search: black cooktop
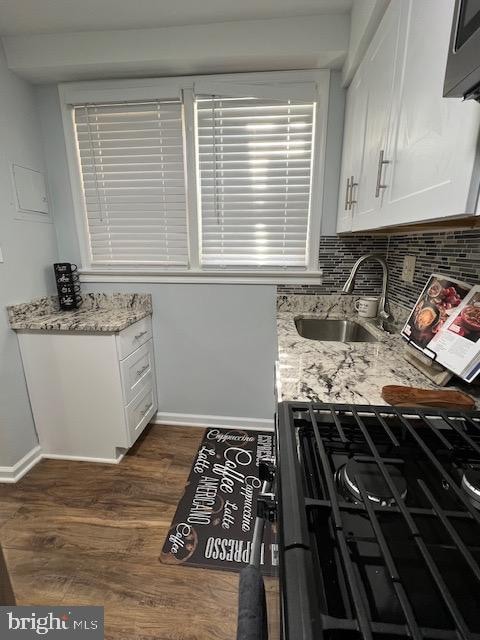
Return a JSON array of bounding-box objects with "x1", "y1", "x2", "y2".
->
[{"x1": 276, "y1": 402, "x2": 480, "y2": 640}]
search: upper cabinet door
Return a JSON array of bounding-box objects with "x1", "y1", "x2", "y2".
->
[
  {"x1": 353, "y1": 1, "x2": 405, "y2": 231},
  {"x1": 336, "y1": 71, "x2": 368, "y2": 233},
  {"x1": 384, "y1": 0, "x2": 480, "y2": 225}
]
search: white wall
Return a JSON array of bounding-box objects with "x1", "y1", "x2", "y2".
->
[
  {"x1": 0, "y1": 42, "x2": 59, "y2": 468},
  {"x1": 342, "y1": 0, "x2": 389, "y2": 85},
  {"x1": 4, "y1": 15, "x2": 350, "y2": 83},
  {"x1": 321, "y1": 71, "x2": 346, "y2": 235}
]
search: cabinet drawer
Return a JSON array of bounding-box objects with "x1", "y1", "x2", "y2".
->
[
  {"x1": 126, "y1": 382, "x2": 156, "y2": 445},
  {"x1": 120, "y1": 339, "x2": 155, "y2": 405},
  {"x1": 117, "y1": 316, "x2": 152, "y2": 360}
]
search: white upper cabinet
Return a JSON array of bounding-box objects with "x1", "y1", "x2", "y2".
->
[
  {"x1": 353, "y1": 1, "x2": 404, "y2": 231},
  {"x1": 337, "y1": 71, "x2": 368, "y2": 233},
  {"x1": 384, "y1": 0, "x2": 480, "y2": 226},
  {"x1": 337, "y1": 0, "x2": 480, "y2": 234}
]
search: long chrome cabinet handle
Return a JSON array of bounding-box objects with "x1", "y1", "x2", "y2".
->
[
  {"x1": 348, "y1": 175, "x2": 358, "y2": 210},
  {"x1": 375, "y1": 149, "x2": 389, "y2": 198},
  {"x1": 344, "y1": 176, "x2": 351, "y2": 210}
]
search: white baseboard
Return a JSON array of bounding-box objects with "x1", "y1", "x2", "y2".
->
[
  {"x1": 0, "y1": 445, "x2": 42, "y2": 483},
  {"x1": 0, "y1": 412, "x2": 273, "y2": 484},
  {"x1": 152, "y1": 411, "x2": 274, "y2": 431},
  {"x1": 42, "y1": 451, "x2": 125, "y2": 465},
  {"x1": 0, "y1": 446, "x2": 125, "y2": 484}
]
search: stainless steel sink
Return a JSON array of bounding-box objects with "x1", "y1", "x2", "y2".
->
[{"x1": 294, "y1": 317, "x2": 378, "y2": 343}]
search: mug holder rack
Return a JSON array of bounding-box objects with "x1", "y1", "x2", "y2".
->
[{"x1": 53, "y1": 263, "x2": 82, "y2": 311}]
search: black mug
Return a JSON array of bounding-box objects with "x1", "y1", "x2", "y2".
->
[
  {"x1": 59, "y1": 294, "x2": 82, "y2": 310},
  {"x1": 57, "y1": 283, "x2": 81, "y2": 295},
  {"x1": 54, "y1": 262, "x2": 78, "y2": 275},
  {"x1": 56, "y1": 272, "x2": 79, "y2": 285}
]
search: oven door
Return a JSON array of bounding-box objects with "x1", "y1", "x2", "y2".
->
[{"x1": 444, "y1": 0, "x2": 480, "y2": 99}]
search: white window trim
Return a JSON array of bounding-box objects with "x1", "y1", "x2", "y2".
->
[{"x1": 59, "y1": 69, "x2": 329, "y2": 284}]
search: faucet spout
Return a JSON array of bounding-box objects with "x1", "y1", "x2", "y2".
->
[{"x1": 341, "y1": 253, "x2": 392, "y2": 322}]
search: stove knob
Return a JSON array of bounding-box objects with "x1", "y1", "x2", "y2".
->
[{"x1": 259, "y1": 457, "x2": 276, "y2": 482}]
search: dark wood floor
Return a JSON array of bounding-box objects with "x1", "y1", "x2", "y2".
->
[{"x1": 0, "y1": 425, "x2": 279, "y2": 639}]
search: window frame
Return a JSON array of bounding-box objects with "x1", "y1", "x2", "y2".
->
[{"x1": 59, "y1": 70, "x2": 329, "y2": 284}]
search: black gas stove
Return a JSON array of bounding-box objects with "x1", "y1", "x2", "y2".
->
[{"x1": 276, "y1": 402, "x2": 480, "y2": 640}]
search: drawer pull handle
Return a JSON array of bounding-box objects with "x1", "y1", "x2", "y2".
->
[
  {"x1": 136, "y1": 364, "x2": 149, "y2": 377},
  {"x1": 134, "y1": 330, "x2": 148, "y2": 340},
  {"x1": 140, "y1": 402, "x2": 152, "y2": 416}
]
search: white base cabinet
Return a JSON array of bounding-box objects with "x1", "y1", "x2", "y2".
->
[
  {"x1": 17, "y1": 317, "x2": 157, "y2": 462},
  {"x1": 337, "y1": 0, "x2": 480, "y2": 233}
]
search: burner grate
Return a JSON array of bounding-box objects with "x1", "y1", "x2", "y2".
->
[{"x1": 277, "y1": 402, "x2": 480, "y2": 640}]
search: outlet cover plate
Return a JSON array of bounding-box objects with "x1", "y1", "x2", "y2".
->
[{"x1": 402, "y1": 255, "x2": 416, "y2": 282}]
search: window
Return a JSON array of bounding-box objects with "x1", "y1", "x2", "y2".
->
[
  {"x1": 74, "y1": 100, "x2": 188, "y2": 266},
  {"x1": 61, "y1": 72, "x2": 327, "y2": 281},
  {"x1": 197, "y1": 97, "x2": 315, "y2": 268}
]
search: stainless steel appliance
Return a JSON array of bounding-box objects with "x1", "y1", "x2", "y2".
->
[
  {"x1": 277, "y1": 401, "x2": 480, "y2": 640},
  {"x1": 444, "y1": 0, "x2": 480, "y2": 100}
]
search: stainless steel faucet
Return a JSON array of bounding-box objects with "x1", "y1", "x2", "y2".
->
[{"x1": 341, "y1": 253, "x2": 392, "y2": 322}]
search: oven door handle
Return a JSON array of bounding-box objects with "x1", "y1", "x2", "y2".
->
[
  {"x1": 237, "y1": 565, "x2": 268, "y2": 640},
  {"x1": 237, "y1": 478, "x2": 273, "y2": 640}
]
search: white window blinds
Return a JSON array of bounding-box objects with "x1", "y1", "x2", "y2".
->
[
  {"x1": 196, "y1": 96, "x2": 316, "y2": 268},
  {"x1": 74, "y1": 100, "x2": 188, "y2": 266}
]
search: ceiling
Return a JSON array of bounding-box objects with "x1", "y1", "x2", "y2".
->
[{"x1": 0, "y1": 0, "x2": 353, "y2": 36}]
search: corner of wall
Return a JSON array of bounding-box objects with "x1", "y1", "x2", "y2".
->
[
  {"x1": 35, "y1": 84, "x2": 82, "y2": 265},
  {"x1": 0, "y1": 46, "x2": 59, "y2": 468},
  {"x1": 321, "y1": 71, "x2": 346, "y2": 237}
]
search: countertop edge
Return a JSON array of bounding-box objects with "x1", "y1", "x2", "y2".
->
[{"x1": 9, "y1": 310, "x2": 152, "y2": 334}]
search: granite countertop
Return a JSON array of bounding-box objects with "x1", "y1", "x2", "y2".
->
[
  {"x1": 277, "y1": 294, "x2": 480, "y2": 406},
  {"x1": 7, "y1": 293, "x2": 152, "y2": 333}
]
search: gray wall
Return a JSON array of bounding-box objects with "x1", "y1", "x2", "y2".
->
[
  {"x1": 36, "y1": 85, "x2": 81, "y2": 262},
  {"x1": 85, "y1": 282, "x2": 277, "y2": 421},
  {"x1": 0, "y1": 42, "x2": 59, "y2": 467}
]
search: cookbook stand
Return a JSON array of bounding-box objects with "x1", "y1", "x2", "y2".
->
[
  {"x1": 402, "y1": 336, "x2": 453, "y2": 387},
  {"x1": 404, "y1": 336, "x2": 439, "y2": 363}
]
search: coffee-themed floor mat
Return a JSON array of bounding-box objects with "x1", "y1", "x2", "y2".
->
[{"x1": 160, "y1": 428, "x2": 277, "y2": 575}]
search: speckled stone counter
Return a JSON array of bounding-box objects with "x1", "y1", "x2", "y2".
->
[
  {"x1": 7, "y1": 293, "x2": 152, "y2": 333},
  {"x1": 277, "y1": 294, "x2": 480, "y2": 406}
]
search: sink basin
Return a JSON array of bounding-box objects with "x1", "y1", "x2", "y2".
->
[{"x1": 294, "y1": 317, "x2": 378, "y2": 343}]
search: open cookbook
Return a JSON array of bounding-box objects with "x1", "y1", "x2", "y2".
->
[{"x1": 401, "y1": 274, "x2": 480, "y2": 382}]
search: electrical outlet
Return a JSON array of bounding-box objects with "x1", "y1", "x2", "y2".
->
[{"x1": 402, "y1": 255, "x2": 416, "y2": 282}]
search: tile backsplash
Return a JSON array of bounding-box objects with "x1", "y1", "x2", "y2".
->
[
  {"x1": 278, "y1": 235, "x2": 388, "y2": 296},
  {"x1": 386, "y1": 230, "x2": 480, "y2": 308},
  {"x1": 278, "y1": 229, "x2": 480, "y2": 312}
]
